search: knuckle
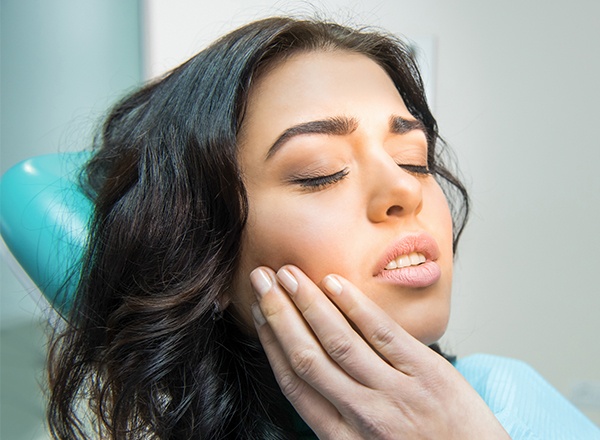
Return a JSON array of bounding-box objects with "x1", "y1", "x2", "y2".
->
[
  {"x1": 276, "y1": 371, "x2": 304, "y2": 400},
  {"x1": 369, "y1": 325, "x2": 396, "y2": 351},
  {"x1": 323, "y1": 334, "x2": 354, "y2": 362},
  {"x1": 289, "y1": 347, "x2": 319, "y2": 379},
  {"x1": 363, "y1": 421, "x2": 392, "y2": 439},
  {"x1": 346, "y1": 404, "x2": 394, "y2": 439}
]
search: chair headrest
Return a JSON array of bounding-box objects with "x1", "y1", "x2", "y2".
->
[{"x1": 1, "y1": 151, "x2": 93, "y2": 314}]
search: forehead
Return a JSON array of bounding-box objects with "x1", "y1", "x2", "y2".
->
[
  {"x1": 247, "y1": 50, "x2": 405, "y2": 118},
  {"x1": 238, "y1": 50, "x2": 412, "y2": 155}
]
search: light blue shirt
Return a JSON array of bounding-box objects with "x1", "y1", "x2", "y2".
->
[
  {"x1": 294, "y1": 353, "x2": 600, "y2": 439},
  {"x1": 455, "y1": 354, "x2": 600, "y2": 439}
]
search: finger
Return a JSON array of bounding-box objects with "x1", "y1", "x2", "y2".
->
[
  {"x1": 320, "y1": 274, "x2": 433, "y2": 374},
  {"x1": 274, "y1": 265, "x2": 397, "y2": 388},
  {"x1": 250, "y1": 267, "x2": 363, "y2": 401},
  {"x1": 252, "y1": 303, "x2": 344, "y2": 439}
]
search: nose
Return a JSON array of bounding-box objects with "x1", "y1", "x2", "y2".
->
[{"x1": 366, "y1": 155, "x2": 424, "y2": 223}]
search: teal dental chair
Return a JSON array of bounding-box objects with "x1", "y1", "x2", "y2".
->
[{"x1": 1, "y1": 152, "x2": 93, "y2": 315}]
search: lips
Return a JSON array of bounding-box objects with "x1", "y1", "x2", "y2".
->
[{"x1": 374, "y1": 233, "x2": 442, "y2": 288}]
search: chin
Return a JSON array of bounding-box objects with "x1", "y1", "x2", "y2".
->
[
  {"x1": 420, "y1": 328, "x2": 447, "y2": 347},
  {"x1": 400, "y1": 309, "x2": 450, "y2": 347}
]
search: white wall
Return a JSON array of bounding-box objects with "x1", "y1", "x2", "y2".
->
[{"x1": 145, "y1": 0, "x2": 600, "y2": 423}]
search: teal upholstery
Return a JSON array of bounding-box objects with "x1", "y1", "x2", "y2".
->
[{"x1": 0, "y1": 152, "x2": 92, "y2": 314}]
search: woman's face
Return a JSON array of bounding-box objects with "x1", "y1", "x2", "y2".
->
[{"x1": 231, "y1": 50, "x2": 454, "y2": 345}]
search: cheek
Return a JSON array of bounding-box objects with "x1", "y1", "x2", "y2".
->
[
  {"x1": 230, "y1": 195, "x2": 356, "y2": 327},
  {"x1": 431, "y1": 184, "x2": 454, "y2": 262},
  {"x1": 242, "y1": 195, "x2": 354, "y2": 279},
  {"x1": 426, "y1": 184, "x2": 454, "y2": 291}
]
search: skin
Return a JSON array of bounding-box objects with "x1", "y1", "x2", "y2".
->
[
  {"x1": 232, "y1": 51, "x2": 453, "y2": 345},
  {"x1": 229, "y1": 50, "x2": 510, "y2": 439}
]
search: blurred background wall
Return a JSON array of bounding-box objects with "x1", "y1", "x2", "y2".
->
[
  {"x1": 0, "y1": 1, "x2": 142, "y2": 438},
  {"x1": 1, "y1": 0, "x2": 598, "y2": 437}
]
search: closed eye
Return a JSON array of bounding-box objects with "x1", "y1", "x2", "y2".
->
[
  {"x1": 398, "y1": 164, "x2": 431, "y2": 175},
  {"x1": 291, "y1": 168, "x2": 349, "y2": 189}
]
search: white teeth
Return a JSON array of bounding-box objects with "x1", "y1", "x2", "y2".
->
[
  {"x1": 384, "y1": 252, "x2": 427, "y2": 270},
  {"x1": 398, "y1": 255, "x2": 411, "y2": 267},
  {"x1": 409, "y1": 253, "x2": 421, "y2": 265}
]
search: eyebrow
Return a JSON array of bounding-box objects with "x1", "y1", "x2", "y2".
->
[
  {"x1": 266, "y1": 116, "x2": 358, "y2": 159},
  {"x1": 265, "y1": 114, "x2": 426, "y2": 160},
  {"x1": 389, "y1": 115, "x2": 427, "y2": 135}
]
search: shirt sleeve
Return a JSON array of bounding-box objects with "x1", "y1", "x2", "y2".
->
[{"x1": 454, "y1": 354, "x2": 600, "y2": 440}]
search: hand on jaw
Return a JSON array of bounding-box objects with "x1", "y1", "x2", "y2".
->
[{"x1": 250, "y1": 265, "x2": 511, "y2": 440}]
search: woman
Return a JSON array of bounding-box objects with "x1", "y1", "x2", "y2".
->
[{"x1": 47, "y1": 16, "x2": 599, "y2": 439}]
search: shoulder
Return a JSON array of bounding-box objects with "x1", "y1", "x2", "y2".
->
[
  {"x1": 454, "y1": 354, "x2": 600, "y2": 439},
  {"x1": 454, "y1": 353, "x2": 539, "y2": 399}
]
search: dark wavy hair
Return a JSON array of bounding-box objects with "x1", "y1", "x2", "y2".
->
[{"x1": 47, "y1": 16, "x2": 469, "y2": 439}]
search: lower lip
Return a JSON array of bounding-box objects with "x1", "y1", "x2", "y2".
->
[{"x1": 376, "y1": 261, "x2": 442, "y2": 288}]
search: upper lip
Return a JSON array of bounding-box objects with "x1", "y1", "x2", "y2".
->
[{"x1": 373, "y1": 232, "x2": 441, "y2": 276}]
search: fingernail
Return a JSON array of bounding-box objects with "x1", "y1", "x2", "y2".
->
[
  {"x1": 251, "y1": 302, "x2": 266, "y2": 326},
  {"x1": 323, "y1": 275, "x2": 343, "y2": 296},
  {"x1": 276, "y1": 268, "x2": 298, "y2": 294},
  {"x1": 250, "y1": 268, "x2": 272, "y2": 297}
]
